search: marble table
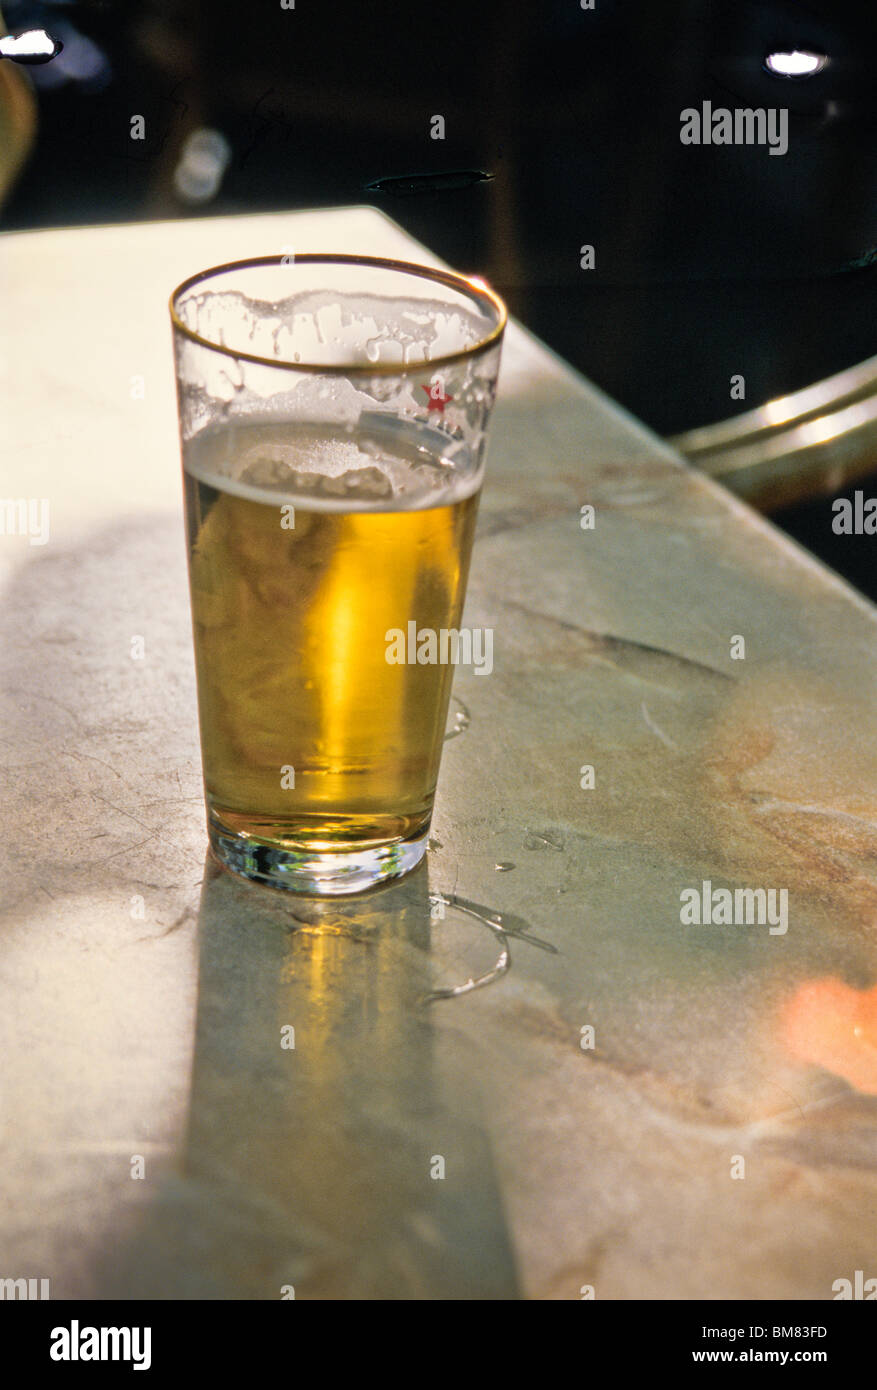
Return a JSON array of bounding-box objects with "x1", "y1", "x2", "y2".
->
[{"x1": 1, "y1": 208, "x2": 875, "y2": 1300}]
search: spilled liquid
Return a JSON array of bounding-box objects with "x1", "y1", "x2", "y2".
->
[
  {"x1": 523, "y1": 828, "x2": 565, "y2": 852},
  {"x1": 425, "y1": 891, "x2": 556, "y2": 1002}
]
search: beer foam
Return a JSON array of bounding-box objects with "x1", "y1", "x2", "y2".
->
[
  {"x1": 178, "y1": 288, "x2": 490, "y2": 369},
  {"x1": 183, "y1": 417, "x2": 481, "y2": 512}
]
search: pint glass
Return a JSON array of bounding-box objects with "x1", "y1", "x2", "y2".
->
[{"x1": 170, "y1": 255, "x2": 505, "y2": 894}]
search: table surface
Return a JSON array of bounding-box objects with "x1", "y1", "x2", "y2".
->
[{"x1": 2, "y1": 207, "x2": 876, "y2": 1300}]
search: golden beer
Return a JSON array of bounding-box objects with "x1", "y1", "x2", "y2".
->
[{"x1": 183, "y1": 418, "x2": 480, "y2": 878}]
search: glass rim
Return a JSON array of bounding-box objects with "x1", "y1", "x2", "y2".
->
[{"x1": 168, "y1": 252, "x2": 507, "y2": 376}]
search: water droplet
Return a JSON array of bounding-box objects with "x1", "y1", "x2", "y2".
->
[
  {"x1": 365, "y1": 338, "x2": 381, "y2": 363},
  {"x1": 494, "y1": 861, "x2": 515, "y2": 872},
  {"x1": 444, "y1": 694, "x2": 471, "y2": 741},
  {"x1": 427, "y1": 835, "x2": 444, "y2": 852}
]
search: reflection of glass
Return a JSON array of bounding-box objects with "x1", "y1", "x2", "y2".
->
[{"x1": 170, "y1": 256, "x2": 505, "y2": 895}]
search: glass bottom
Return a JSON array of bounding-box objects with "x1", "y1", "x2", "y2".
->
[{"x1": 207, "y1": 809, "x2": 429, "y2": 895}]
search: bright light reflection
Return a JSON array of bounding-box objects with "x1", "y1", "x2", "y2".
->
[
  {"x1": 765, "y1": 50, "x2": 827, "y2": 78},
  {"x1": 763, "y1": 394, "x2": 796, "y2": 427},
  {"x1": 0, "y1": 28, "x2": 58, "y2": 58},
  {"x1": 798, "y1": 401, "x2": 870, "y2": 446}
]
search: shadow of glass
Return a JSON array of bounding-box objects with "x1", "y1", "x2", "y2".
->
[{"x1": 95, "y1": 853, "x2": 520, "y2": 1299}]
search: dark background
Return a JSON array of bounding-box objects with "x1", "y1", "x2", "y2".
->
[{"x1": 3, "y1": 0, "x2": 876, "y2": 593}]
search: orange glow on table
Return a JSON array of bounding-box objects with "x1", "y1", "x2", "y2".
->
[{"x1": 781, "y1": 978, "x2": 877, "y2": 1095}]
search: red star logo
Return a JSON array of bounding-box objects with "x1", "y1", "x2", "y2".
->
[{"x1": 420, "y1": 380, "x2": 453, "y2": 413}]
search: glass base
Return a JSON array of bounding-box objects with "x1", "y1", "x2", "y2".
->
[{"x1": 207, "y1": 812, "x2": 429, "y2": 895}]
